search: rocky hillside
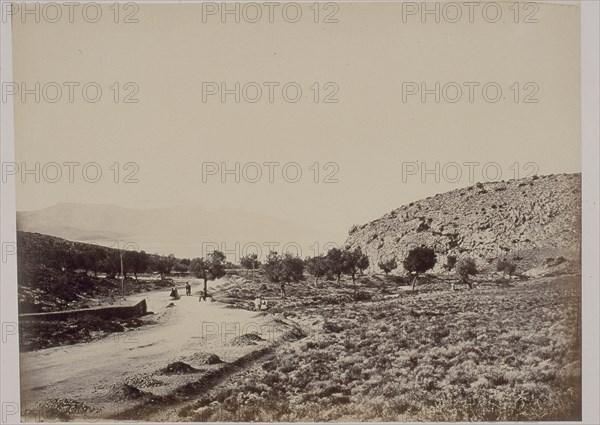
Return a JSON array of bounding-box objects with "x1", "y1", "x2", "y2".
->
[{"x1": 345, "y1": 173, "x2": 581, "y2": 273}]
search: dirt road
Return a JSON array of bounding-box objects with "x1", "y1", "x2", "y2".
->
[{"x1": 19, "y1": 278, "x2": 281, "y2": 420}]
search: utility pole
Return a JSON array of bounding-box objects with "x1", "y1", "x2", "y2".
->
[{"x1": 120, "y1": 250, "x2": 125, "y2": 299}]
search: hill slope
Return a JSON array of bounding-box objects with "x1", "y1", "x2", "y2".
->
[
  {"x1": 345, "y1": 173, "x2": 581, "y2": 273},
  {"x1": 17, "y1": 232, "x2": 177, "y2": 313}
]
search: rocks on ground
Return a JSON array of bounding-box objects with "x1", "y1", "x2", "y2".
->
[{"x1": 158, "y1": 361, "x2": 200, "y2": 375}]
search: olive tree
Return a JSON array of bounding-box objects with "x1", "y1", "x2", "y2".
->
[
  {"x1": 263, "y1": 252, "x2": 304, "y2": 299},
  {"x1": 190, "y1": 251, "x2": 227, "y2": 297},
  {"x1": 403, "y1": 247, "x2": 437, "y2": 291}
]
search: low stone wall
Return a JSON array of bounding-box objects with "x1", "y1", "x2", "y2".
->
[{"x1": 19, "y1": 299, "x2": 148, "y2": 322}]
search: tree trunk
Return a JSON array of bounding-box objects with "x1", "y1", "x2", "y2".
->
[
  {"x1": 352, "y1": 272, "x2": 356, "y2": 285},
  {"x1": 412, "y1": 273, "x2": 419, "y2": 292},
  {"x1": 461, "y1": 277, "x2": 473, "y2": 289},
  {"x1": 280, "y1": 282, "x2": 286, "y2": 299},
  {"x1": 336, "y1": 273, "x2": 341, "y2": 285},
  {"x1": 134, "y1": 272, "x2": 138, "y2": 282},
  {"x1": 203, "y1": 278, "x2": 208, "y2": 297}
]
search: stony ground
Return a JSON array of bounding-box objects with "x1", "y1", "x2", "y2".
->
[
  {"x1": 20, "y1": 271, "x2": 581, "y2": 422},
  {"x1": 174, "y1": 272, "x2": 581, "y2": 422}
]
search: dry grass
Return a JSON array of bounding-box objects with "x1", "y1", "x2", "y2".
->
[{"x1": 182, "y1": 274, "x2": 580, "y2": 421}]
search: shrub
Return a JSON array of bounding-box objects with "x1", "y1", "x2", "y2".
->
[
  {"x1": 378, "y1": 258, "x2": 398, "y2": 275},
  {"x1": 352, "y1": 291, "x2": 372, "y2": 302},
  {"x1": 444, "y1": 255, "x2": 457, "y2": 271},
  {"x1": 323, "y1": 321, "x2": 344, "y2": 333},
  {"x1": 456, "y1": 257, "x2": 478, "y2": 289},
  {"x1": 497, "y1": 259, "x2": 517, "y2": 277}
]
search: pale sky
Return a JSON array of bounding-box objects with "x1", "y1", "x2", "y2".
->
[{"x1": 11, "y1": 2, "x2": 581, "y2": 242}]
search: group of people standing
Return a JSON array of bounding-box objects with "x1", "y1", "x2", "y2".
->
[
  {"x1": 170, "y1": 282, "x2": 192, "y2": 299},
  {"x1": 170, "y1": 282, "x2": 263, "y2": 308},
  {"x1": 254, "y1": 296, "x2": 268, "y2": 311}
]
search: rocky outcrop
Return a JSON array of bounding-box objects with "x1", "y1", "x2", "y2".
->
[{"x1": 345, "y1": 173, "x2": 581, "y2": 273}]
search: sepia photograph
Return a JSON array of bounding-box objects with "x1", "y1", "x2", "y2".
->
[{"x1": 0, "y1": 1, "x2": 598, "y2": 423}]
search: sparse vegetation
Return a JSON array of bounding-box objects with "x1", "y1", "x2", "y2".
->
[
  {"x1": 182, "y1": 275, "x2": 581, "y2": 422},
  {"x1": 378, "y1": 258, "x2": 398, "y2": 275},
  {"x1": 444, "y1": 255, "x2": 457, "y2": 271},
  {"x1": 497, "y1": 258, "x2": 517, "y2": 277},
  {"x1": 17, "y1": 209, "x2": 582, "y2": 423},
  {"x1": 456, "y1": 257, "x2": 478, "y2": 289}
]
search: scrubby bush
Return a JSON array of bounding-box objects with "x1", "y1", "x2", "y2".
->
[
  {"x1": 444, "y1": 255, "x2": 457, "y2": 271},
  {"x1": 352, "y1": 291, "x2": 372, "y2": 302},
  {"x1": 497, "y1": 259, "x2": 517, "y2": 277},
  {"x1": 378, "y1": 258, "x2": 398, "y2": 275},
  {"x1": 456, "y1": 257, "x2": 478, "y2": 289}
]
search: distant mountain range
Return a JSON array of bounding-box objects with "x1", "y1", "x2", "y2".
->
[{"x1": 17, "y1": 203, "x2": 339, "y2": 260}]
